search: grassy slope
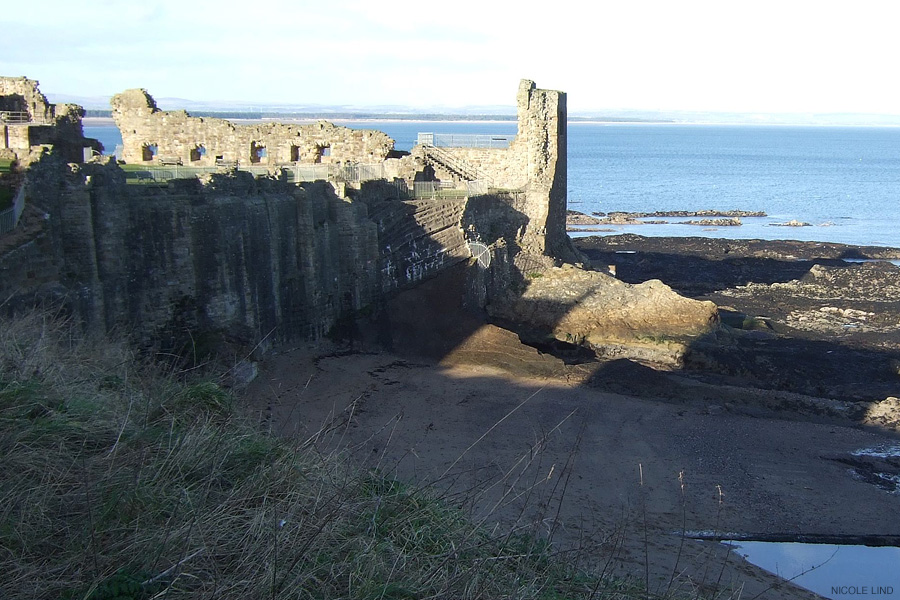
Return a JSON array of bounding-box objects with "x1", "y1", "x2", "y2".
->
[{"x1": 0, "y1": 311, "x2": 643, "y2": 600}]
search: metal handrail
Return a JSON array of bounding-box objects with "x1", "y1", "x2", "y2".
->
[
  {"x1": 0, "y1": 111, "x2": 33, "y2": 124},
  {"x1": 121, "y1": 162, "x2": 389, "y2": 184},
  {"x1": 420, "y1": 144, "x2": 493, "y2": 186},
  {"x1": 416, "y1": 132, "x2": 515, "y2": 149}
]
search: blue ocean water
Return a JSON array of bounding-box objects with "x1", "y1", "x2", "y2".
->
[
  {"x1": 568, "y1": 123, "x2": 900, "y2": 248},
  {"x1": 83, "y1": 121, "x2": 900, "y2": 248}
]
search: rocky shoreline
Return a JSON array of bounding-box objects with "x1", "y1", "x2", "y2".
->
[
  {"x1": 575, "y1": 233, "x2": 900, "y2": 407},
  {"x1": 566, "y1": 209, "x2": 767, "y2": 229},
  {"x1": 564, "y1": 209, "x2": 832, "y2": 232}
]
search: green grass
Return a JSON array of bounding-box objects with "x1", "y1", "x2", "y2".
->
[
  {"x1": 0, "y1": 310, "x2": 641, "y2": 600},
  {"x1": 0, "y1": 159, "x2": 13, "y2": 174}
]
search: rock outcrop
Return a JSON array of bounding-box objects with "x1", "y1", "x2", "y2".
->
[{"x1": 488, "y1": 264, "x2": 719, "y2": 367}]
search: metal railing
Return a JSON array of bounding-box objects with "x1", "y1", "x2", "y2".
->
[
  {"x1": 122, "y1": 162, "x2": 389, "y2": 185},
  {"x1": 420, "y1": 144, "x2": 493, "y2": 186},
  {"x1": 0, "y1": 111, "x2": 32, "y2": 125},
  {"x1": 123, "y1": 166, "x2": 220, "y2": 183},
  {"x1": 0, "y1": 185, "x2": 26, "y2": 234},
  {"x1": 283, "y1": 163, "x2": 385, "y2": 183},
  {"x1": 416, "y1": 133, "x2": 515, "y2": 149},
  {"x1": 408, "y1": 181, "x2": 473, "y2": 199}
]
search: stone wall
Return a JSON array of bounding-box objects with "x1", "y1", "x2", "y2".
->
[
  {"x1": 111, "y1": 89, "x2": 396, "y2": 168},
  {"x1": 0, "y1": 76, "x2": 53, "y2": 122},
  {"x1": 1, "y1": 78, "x2": 578, "y2": 355},
  {"x1": 0, "y1": 76, "x2": 98, "y2": 163},
  {"x1": 107, "y1": 80, "x2": 569, "y2": 261},
  {"x1": 421, "y1": 80, "x2": 568, "y2": 258},
  {"x1": 1, "y1": 157, "x2": 473, "y2": 348}
]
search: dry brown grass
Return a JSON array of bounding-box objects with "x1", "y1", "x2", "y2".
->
[{"x1": 0, "y1": 309, "x2": 647, "y2": 600}]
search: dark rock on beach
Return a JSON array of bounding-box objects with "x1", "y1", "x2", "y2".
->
[
  {"x1": 567, "y1": 209, "x2": 765, "y2": 230},
  {"x1": 575, "y1": 234, "x2": 900, "y2": 405}
]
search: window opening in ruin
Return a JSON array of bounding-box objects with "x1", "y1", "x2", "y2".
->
[
  {"x1": 142, "y1": 144, "x2": 158, "y2": 162},
  {"x1": 314, "y1": 144, "x2": 331, "y2": 164},
  {"x1": 250, "y1": 142, "x2": 267, "y2": 164},
  {"x1": 290, "y1": 145, "x2": 300, "y2": 162},
  {"x1": 190, "y1": 145, "x2": 207, "y2": 162}
]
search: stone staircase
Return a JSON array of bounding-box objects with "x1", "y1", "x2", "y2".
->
[{"x1": 421, "y1": 144, "x2": 492, "y2": 186}]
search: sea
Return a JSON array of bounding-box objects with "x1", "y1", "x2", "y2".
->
[{"x1": 83, "y1": 120, "x2": 900, "y2": 248}]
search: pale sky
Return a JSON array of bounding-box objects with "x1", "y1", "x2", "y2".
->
[{"x1": 3, "y1": 0, "x2": 900, "y2": 115}]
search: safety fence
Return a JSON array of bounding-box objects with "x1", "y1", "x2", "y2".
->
[
  {"x1": 282, "y1": 163, "x2": 386, "y2": 183},
  {"x1": 0, "y1": 185, "x2": 26, "y2": 234},
  {"x1": 0, "y1": 111, "x2": 33, "y2": 125},
  {"x1": 416, "y1": 133, "x2": 515, "y2": 149},
  {"x1": 119, "y1": 164, "x2": 512, "y2": 200},
  {"x1": 392, "y1": 180, "x2": 491, "y2": 200},
  {"x1": 122, "y1": 163, "x2": 388, "y2": 185}
]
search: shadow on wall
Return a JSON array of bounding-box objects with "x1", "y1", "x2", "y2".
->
[
  {"x1": 366, "y1": 194, "x2": 900, "y2": 425},
  {"x1": 7, "y1": 153, "x2": 899, "y2": 424}
]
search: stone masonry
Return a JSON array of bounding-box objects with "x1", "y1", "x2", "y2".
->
[
  {"x1": 1, "y1": 79, "x2": 581, "y2": 349},
  {"x1": 2, "y1": 77, "x2": 718, "y2": 366},
  {"x1": 111, "y1": 89, "x2": 395, "y2": 167},
  {"x1": 418, "y1": 80, "x2": 568, "y2": 258},
  {"x1": 1, "y1": 76, "x2": 98, "y2": 164}
]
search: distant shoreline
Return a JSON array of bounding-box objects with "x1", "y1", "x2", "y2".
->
[{"x1": 85, "y1": 116, "x2": 900, "y2": 129}]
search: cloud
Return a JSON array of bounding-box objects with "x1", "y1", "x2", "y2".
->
[{"x1": 4, "y1": 0, "x2": 900, "y2": 113}]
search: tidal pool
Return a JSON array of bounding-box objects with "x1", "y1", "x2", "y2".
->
[{"x1": 726, "y1": 541, "x2": 900, "y2": 599}]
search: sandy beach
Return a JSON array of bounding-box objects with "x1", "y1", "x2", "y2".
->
[{"x1": 243, "y1": 236, "x2": 900, "y2": 599}]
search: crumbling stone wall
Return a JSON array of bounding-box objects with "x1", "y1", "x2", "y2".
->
[
  {"x1": 2, "y1": 78, "x2": 575, "y2": 351},
  {"x1": 0, "y1": 77, "x2": 53, "y2": 122},
  {"x1": 418, "y1": 80, "x2": 568, "y2": 258},
  {"x1": 110, "y1": 89, "x2": 395, "y2": 168},
  {"x1": 1, "y1": 76, "x2": 99, "y2": 163}
]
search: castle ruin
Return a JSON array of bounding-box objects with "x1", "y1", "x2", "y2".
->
[
  {"x1": 0, "y1": 76, "x2": 100, "y2": 164},
  {"x1": 111, "y1": 79, "x2": 569, "y2": 258},
  {"x1": 111, "y1": 89, "x2": 397, "y2": 167},
  {"x1": 1, "y1": 76, "x2": 716, "y2": 365},
  {"x1": 2, "y1": 78, "x2": 573, "y2": 347}
]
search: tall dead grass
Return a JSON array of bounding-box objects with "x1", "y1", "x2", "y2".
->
[{"x1": 0, "y1": 310, "x2": 641, "y2": 600}]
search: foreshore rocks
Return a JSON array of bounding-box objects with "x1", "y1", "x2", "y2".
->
[
  {"x1": 685, "y1": 217, "x2": 741, "y2": 226},
  {"x1": 488, "y1": 263, "x2": 719, "y2": 367},
  {"x1": 565, "y1": 209, "x2": 762, "y2": 230},
  {"x1": 769, "y1": 219, "x2": 811, "y2": 227},
  {"x1": 863, "y1": 396, "x2": 900, "y2": 429},
  {"x1": 574, "y1": 234, "x2": 900, "y2": 403}
]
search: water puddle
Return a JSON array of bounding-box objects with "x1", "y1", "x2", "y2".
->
[
  {"x1": 725, "y1": 541, "x2": 900, "y2": 599},
  {"x1": 841, "y1": 258, "x2": 900, "y2": 267},
  {"x1": 690, "y1": 531, "x2": 900, "y2": 598},
  {"x1": 845, "y1": 445, "x2": 900, "y2": 493}
]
